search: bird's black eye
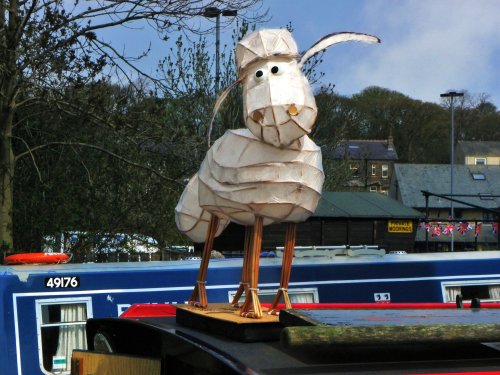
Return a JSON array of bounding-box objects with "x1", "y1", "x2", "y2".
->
[
  {"x1": 255, "y1": 70, "x2": 264, "y2": 78},
  {"x1": 271, "y1": 66, "x2": 279, "y2": 74}
]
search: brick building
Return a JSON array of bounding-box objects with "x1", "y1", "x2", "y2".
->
[{"x1": 333, "y1": 137, "x2": 398, "y2": 194}]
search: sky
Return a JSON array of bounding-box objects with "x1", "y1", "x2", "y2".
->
[
  {"x1": 102, "y1": 0, "x2": 500, "y2": 108},
  {"x1": 265, "y1": 0, "x2": 500, "y2": 107}
]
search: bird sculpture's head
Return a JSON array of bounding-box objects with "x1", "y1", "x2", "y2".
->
[{"x1": 235, "y1": 29, "x2": 380, "y2": 148}]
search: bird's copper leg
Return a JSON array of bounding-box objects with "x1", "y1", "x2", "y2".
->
[
  {"x1": 269, "y1": 222, "x2": 296, "y2": 315},
  {"x1": 188, "y1": 215, "x2": 219, "y2": 308},
  {"x1": 240, "y1": 216, "x2": 263, "y2": 318},
  {"x1": 231, "y1": 225, "x2": 252, "y2": 307}
]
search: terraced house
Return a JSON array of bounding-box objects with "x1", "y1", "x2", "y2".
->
[{"x1": 333, "y1": 137, "x2": 398, "y2": 194}]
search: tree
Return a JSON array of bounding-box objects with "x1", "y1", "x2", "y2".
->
[
  {"x1": 350, "y1": 87, "x2": 449, "y2": 163},
  {"x1": 0, "y1": 0, "x2": 264, "y2": 251},
  {"x1": 311, "y1": 86, "x2": 357, "y2": 191},
  {"x1": 451, "y1": 92, "x2": 500, "y2": 142}
]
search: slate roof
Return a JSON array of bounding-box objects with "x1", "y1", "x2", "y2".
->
[
  {"x1": 392, "y1": 164, "x2": 500, "y2": 210},
  {"x1": 333, "y1": 140, "x2": 398, "y2": 161},
  {"x1": 313, "y1": 192, "x2": 423, "y2": 219},
  {"x1": 457, "y1": 141, "x2": 500, "y2": 156}
]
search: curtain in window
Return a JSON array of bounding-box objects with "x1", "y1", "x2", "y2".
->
[
  {"x1": 445, "y1": 286, "x2": 462, "y2": 302},
  {"x1": 489, "y1": 286, "x2": 500, "y2": 300},
  {"x1": 289, "y1": 293, "x2": 314, "y2": 303},
  {"x1": 55, "y1": 304, "x2": 87, "y2": 371}
]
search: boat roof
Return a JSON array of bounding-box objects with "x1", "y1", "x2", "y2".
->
[{"x1": 1, "y1": 250, "x2": 500, "y2": 281}]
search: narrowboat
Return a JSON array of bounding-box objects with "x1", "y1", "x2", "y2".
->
[{"x1": 3, "y1": 249, "x2": 500, "y2": 374}]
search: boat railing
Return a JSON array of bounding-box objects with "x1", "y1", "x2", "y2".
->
[{"x1": 275, "y1": 245, "x2": 386, "y2": 258}]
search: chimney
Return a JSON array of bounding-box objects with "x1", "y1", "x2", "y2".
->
[{"x1": 387, "y1": 135, "x2": 394, "y2": 151}]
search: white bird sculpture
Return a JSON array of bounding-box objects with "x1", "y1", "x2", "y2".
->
[{"x1": 175, "y1": 29, "x2": 380, "y2": 318}]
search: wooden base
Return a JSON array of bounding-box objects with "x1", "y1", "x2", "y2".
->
[{"x1": 176, "y1": 303, "x2": 281, "y2": 342}]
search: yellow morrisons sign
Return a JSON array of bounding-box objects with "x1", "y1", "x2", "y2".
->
[{"x1": 388, "y1": 220, "x2": 413, "y2": 233}]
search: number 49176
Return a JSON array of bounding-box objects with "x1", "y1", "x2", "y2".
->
[{"x1": 45, "y1": 276, "x2": 80, "y2": 288}]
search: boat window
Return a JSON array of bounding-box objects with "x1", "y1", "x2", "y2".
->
[
  {"x1": 444, "y1": 283, "x2": 500, "y2": 303},
  {"x1": 36, "y1": 298, "x2": 92, "y2": 374},
  {"x1": 228, "y1": 287, "x2": 318, "y2": 304},
  {"x1": 461, "y1": 285, "x2": 490, "y2": 300}
]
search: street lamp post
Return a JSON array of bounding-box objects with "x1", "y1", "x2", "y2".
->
[
  {"x1": 203, "y1": 7, "x2": 238, "y2": 92},
  {"x1": 440, "y1": 90, "x2": 464, "y2": 252}
]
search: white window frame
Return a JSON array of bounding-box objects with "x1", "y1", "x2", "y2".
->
[
  {"x1": 228, "y1": 287, "x2": 319, "y2": 304},
  {"x1": 441, "y1": 280, "x2": 500, "y2": 303},
  {"x1": 369, "y1": 186, "x2": 378, "y2": 192},
  {"x1": 35, "y1": 297, "x2": 93, "y2": 375},
  {"x1": 371, "y1": 164, "x2": 377, "y2": 176},
  {"x1": 381, "y1": 164, "x2": 389, "y2": 178},
  {"x1": 475, "y1": 158, "x2": 486, "y2": 165}
]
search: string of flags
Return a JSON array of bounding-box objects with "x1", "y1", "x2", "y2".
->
[{"x1": 420, "y1": 221, "x2": 499, "y2": 238}]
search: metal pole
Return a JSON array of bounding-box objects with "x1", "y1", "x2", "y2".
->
[
  {"x1": 440, "y1": 90, "x2": 463, "y2": 252},
  {"x1": 450, "y1": 96, "x2": 455, "y2": 252},
  {"x1": 203, "y1": 7, "x2": 237, "y2": 92},
  {"x1": 425, "y1": 192, "x2": 429, "y2": 253}
]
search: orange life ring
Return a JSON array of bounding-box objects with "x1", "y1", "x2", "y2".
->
[{"x1": 4, "y1": 252, "x2": 71, "y2": 265}]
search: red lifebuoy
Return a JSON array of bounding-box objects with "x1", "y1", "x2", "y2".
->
[{"x1": 4, "y1": 252, "x2": 70, "y2": 265}]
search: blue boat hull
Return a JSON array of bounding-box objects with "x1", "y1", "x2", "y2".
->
[{"x1": 3, "y1": 251, "x2": 500, "y2": 374}]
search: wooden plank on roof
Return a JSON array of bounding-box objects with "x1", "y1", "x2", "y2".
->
[{"x1": 280, "y1": 308, "x2": 500, "y2": 349}]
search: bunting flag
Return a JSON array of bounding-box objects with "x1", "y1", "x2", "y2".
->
[
  {"x1": 458, "y1": 222, "x2": 472, "y2": 236},
  {"x1": 420, "y1": 222, "x2": 431, "y2": 232},
  {"x1": 475, "y1": 223, "x2": 482, "y2": 238},
  {"x1": 421, "y1": 221, "x2": 496, "y2": 238},
  {"x1": 432, "y1": 225, "x2": 442, "y2": 237},
  {"x1": 443, "y1": 223, "x2": 455, "y2": 236}
]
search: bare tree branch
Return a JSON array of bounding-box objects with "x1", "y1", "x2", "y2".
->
[
  {"x1": 14, "y1": 141, "x2": 181, "y2": 186},
  {"x1": 10, "y1": 135, "x2": 43, "y2": 183}
]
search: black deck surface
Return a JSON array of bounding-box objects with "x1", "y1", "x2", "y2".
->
[{"x1": 128, "y1": 315, "x2": 500, "y2": 374}]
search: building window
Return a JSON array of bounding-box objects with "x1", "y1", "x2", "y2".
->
[
  {"x1": 371, "y1": 164, "x2": 377, "y2": 176},
  {"x1": 381, "y1": 164, "x2": 389, "y2": 178},
  {"x1": 369, "y1": 186, "x2": 378, "y2": 192},
  {"x1": 36, "y1": 298, "x2": 92, "y2": 373},
  {"x1": 471, "y1": 172, "x2": 486, "y2": 180},
  {"x1": 475, "y1": 158, "x2": 486, "y2": 165},
  {"x1": 349, "y1": 163, "x2": 359, "y2": 176},
  {"x1": 479, "y1": 193, "x2": 494, "y2": 200},
  {"x1": 484, "y1": 212, "x2": 495, "y2": 220}
]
